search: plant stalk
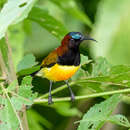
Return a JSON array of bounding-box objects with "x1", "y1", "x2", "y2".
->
[{"x1": 34, "y1": 88, "x2": 130, "y2": 104}]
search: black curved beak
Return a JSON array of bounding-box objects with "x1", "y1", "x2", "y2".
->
[{"x1": 83, "y1": 36, "x2": 97, "y2": 42}]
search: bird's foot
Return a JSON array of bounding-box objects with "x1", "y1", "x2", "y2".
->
[
  {"x1": 48, "y1": 96, "x2": 53, "y2": 105},
  {"x1": 71, "y1": 93, "x2": 75, "y2": 102}
]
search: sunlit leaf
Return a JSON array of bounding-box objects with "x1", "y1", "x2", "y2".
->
[
  {"x1": 72, "y1": 68, "x2": 87, "y2": 81},
  {"x1": 91, "y1": 57, "x2": 112, "y2": 77},
  {"x1": 0, "y1": 95, "x2": 20, "y2": 130},
  {"x1": 28, "y1": 7, "x2": 68, "y2": 40},
  {"x1": 16, "y1": 54, "x2": 39, "y2": 76},
  {"x1": 0, "y1": 0, "x2": 37, "y2": 39},
  {"x1": 7, "y1": 80, "x2": 17, "y2": 91},
  {"x1": 17, "y1": 65, "x2": 40, "y2": 76},
  {"x1": 8, "y1": 76, "x2": 37, "y2": 111},
  {"x1": 77, "y1": 94, "x2": 121, "y2": 130},
  {"x1": 21, "y1": 75, "x2": 32, "y2": 85},
  {"x1": 108, "y1": 114, "x2": 130, "y2": 127}
]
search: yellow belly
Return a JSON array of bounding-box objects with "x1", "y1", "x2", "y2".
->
[{"x1": 37, "y1": 64, "x2": 80, "y2": 81}]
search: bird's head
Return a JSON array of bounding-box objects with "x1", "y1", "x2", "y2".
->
[{"x1": 61, "y1": 32, "x2": 96, "y2": 50}]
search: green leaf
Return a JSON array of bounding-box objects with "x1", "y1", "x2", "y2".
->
[
  {"x1": 17, "y1": 53, "x2": 38, "y2": 73},
  {"x1": 108, "y1": 114, "x2": 130, "y2": 127},
  {"x1": 21, "y1": 75, "x2": 32, "y2": 86},
  {"x1": 18, "y1": 76, "x2": 37, "y2": 101},
  {"x1": 0, "y1": 0, "x2": 37, "y2": 39},
  {"x1": 11, "y1": 95, "x2": 32, "y2": 111},
  {"x1": 17, "y1": 65, "x2": 40, "y2": 76},
  {"x1": 10, "y1": 96, "x2": 25, "y2": 111},
  {"x1": 52, "y1": 102, "x2": 82, "y2": 117},
  {"x1": 8, "y1": 23, "x2": 25, "y2": 69},
  {"x1": 7, "y1": 80, "x2": 17, "y2": 91},
  {"x1": 0, "y1": 95, "x2": 20, "y2": 130},
  {"x1": 81, "y1": 54, "x2": 90, "y2": 65},
  {"x1": 0, "y1": 0, "x2": 7, "y2": 9},
  {"x1": 18, "y1": 86, "x2": 37, "y2": 101},
  {"x1": 109, "y1": 65, "x2": 130, "y2": 75},
  {"x1": 10, "y1": 76, "x2": 37, "y2": 111},
  {"x1": 72, "y1": 57, "x2": 130, "y2": 93},
  {"x1": 72, "y1": 68, "x2": 87, "y2": 81},
  {"x1": 27, "y1": 109, "x2": 53, "y2": 130},
  {"x1": 77, "y1": 94, "x2": 121, "y2": 130},
  {"x1": 71, "y1": 55, "x2": 91, "y2": 80},
  {"x1": 28, "y1": 7, "x2": 68, "y2": 40},
  {"x1": 91, "y1": 57, "x2": 112, "y2": 77},
  {"x1": 76, "y1": 65, "x2": 130, "y2": 92},
  {"x1": 50, "y1": 0, "x2": 92, "y2": 27}
]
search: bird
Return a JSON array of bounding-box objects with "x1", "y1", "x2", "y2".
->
[{"x1": 36, "y1": 32, "x2": 96, "y2": 104}]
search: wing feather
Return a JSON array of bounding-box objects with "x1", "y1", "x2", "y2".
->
[{"x1": 41, "y1": 50, "x2": 58, "y2": 67}]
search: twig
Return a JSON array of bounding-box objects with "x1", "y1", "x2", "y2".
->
[
  {"x1": 0, "y1": 52, "x2": 7, "y2": 79},
  {"x1": 37, "y1": 79, "x2": 129, "y2": 100},
  {"x1": 34, "y1": 88, "x2": 130, "y2": 104},
  {"x1": 5, "y1": 34, "x2": 17, "y2": 84},
  {"x1": 37, "y1": 81, "x2": 75, "y2": 99}
]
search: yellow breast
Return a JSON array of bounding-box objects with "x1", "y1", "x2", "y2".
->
[{"x1": 37, "y1": 64, "x2": 80, "y2": 81}]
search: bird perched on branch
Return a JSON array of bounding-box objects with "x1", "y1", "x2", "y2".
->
[{"x1": 37, "y1": 32, "x2": 96, "y2": 104}]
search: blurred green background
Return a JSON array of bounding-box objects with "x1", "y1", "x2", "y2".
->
[{"x1": 1, "y1": 0, "x2": 130, "y2": 129}]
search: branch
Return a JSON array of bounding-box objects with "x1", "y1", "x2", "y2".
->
[
  {"x1": 37, "y1": 79, "x2": 129, "y2": 100},
  {"x1": 5, "y1": 34, "x2": 17, "y2": 83},
  {"x1": 34, "y1": 88, "x2": 130, "y2": 104},
  {"x1": 37, "y1": 81, "x2": 76, "y2": 99}
]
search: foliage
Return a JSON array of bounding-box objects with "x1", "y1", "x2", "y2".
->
[
  {"x1": 17, "y1": 54, "x2": 40, "y2": 76},
  {"x1": 28, "y1": 7, "x2": 68, "y2": 40},
  {"x1": 0, "y1": 0, "x2": 37, "y2": 39},
  {"x1": 77, "y1": 94, "x2": 130, "y2": 130},
  {"x1": 0, "y1": 76, "x2": 37, "y2": 130},
  {"x1": 0, "y1": 0, "x2": 130, "y2": 130}
]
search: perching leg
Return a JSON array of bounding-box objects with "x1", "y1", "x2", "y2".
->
[
  {"x1": 65, "y1": 80, "x2": 75, "y2": 101},
  {"x1": 48, "y1": 81, "x2": 53, "y2": 104}
]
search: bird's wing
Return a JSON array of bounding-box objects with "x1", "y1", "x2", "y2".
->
[{"x1": 41, "y1": 50, "x2": 58, "y2": 67}]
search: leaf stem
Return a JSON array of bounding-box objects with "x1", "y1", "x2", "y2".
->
[{"x1": 34, "y1": 88, "x2": 130, "y2": 104}]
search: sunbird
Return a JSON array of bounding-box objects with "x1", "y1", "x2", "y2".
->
[{"x1": 37, "y1": 32, "x2": 96, "y2": 104}]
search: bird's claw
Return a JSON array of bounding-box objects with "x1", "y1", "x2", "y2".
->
[
  {"x1": 71, "y1": 93, "x2": 75, "y2": 102},
  {"x1": 48, "y1": 96, "x2": 53, "y2": 105}
]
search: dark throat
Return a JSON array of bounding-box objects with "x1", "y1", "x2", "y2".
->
[{"x1": 57, "y1": 48, "x2": 80, "y2": 66}]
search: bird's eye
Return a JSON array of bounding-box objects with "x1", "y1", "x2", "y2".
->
[{"x1": 70, "y1": 39, "x2": 74, "y2": 42}]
